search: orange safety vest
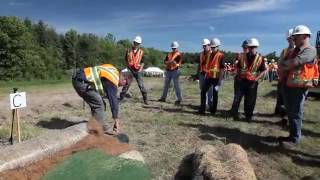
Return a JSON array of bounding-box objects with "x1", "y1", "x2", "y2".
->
[
  {"x1": 127, "y1": 48, "x2": 144, "y2": 71},
  {"x1": 205, "y1": 51, "x2": 223, "y2": 79},
  {"x1": 84, "y1": 64, "x2": 119, "y2": 95},
  {"x1": 199, "y1": 50, "x2": 211, "y2": 73},
  {"x1": 287, "y1": 56, "x2": 319, "y2": 88},
  {"x1": 239, "y1": 53, "x2": 263, "y2": 81},
  {"x1": 166, "y1": 51, "x2": 182, "y2": 70},
  {"x1": 278, "y1": 48, "x2": 291, "y2": 82}
]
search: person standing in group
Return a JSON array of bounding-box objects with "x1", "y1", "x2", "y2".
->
[
  {"x1": 199, "y1": 38, "x2": 225, "y2": 115},
  {"x1": 230, "y1": 38, "x2": 267, "y2": 122},
  {"x1": 268, "y1": 60, "x2": 276, "y2": 82},
  {"x1": 158, "y1": 41, "x2": 183, "y2": 105},
  {"x1": 72, "y1": 64, "x2": 128, "y2": 135},
  {"x1": 119, "y1": 36, "x2": 148, "y2": 105},
  {"x1": 230, "y1": 40, "x2": 249, "y2": 112},
  {"x1": 278, "y1": 25, "x2": 319, "y2": 145},
  {"x1": 198, "y1": 38, "x2": 213, "y2": 108},
  {"x1": 274, "y1": 28, "x2": 295, "y2": 120}
]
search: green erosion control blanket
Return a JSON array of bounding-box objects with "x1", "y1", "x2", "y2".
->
[{"x1": 43, "y1": 149, "x2": 151, "y2": 180}]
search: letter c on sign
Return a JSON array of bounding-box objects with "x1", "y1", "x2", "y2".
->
[{"x1": 13, "y1": 94, "x2": 22, "y2": 108}]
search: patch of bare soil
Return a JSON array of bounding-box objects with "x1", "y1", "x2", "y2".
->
[{"x1": 0, "y1": 120, "x2": 132, "y2": 180}]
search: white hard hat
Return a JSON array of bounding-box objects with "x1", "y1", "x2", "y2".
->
[
  {"x1": 210, "y1": 38, "x2": 221, "y2": 47},
  {"x1": 133, "y1": 36, "x2": 142, "y2": 44},
  {"x1": 286, "y1": 28, "x2": 294, "y2": 38},
  {"x1": 264, "y1": 57, "x2": 268, "y2": 61},
  {"x1": 247, "y1": 38, "x2": 259, "y2": 47},
  {"x1": 171, "y1": 41, "x2": 179, "y2": 48},
  {"x1": 292, "y1": 25, "x2": 311, "y2": 35},
  {"x1": 202, "y1": 38, "x2": 210, "y2": 46}
]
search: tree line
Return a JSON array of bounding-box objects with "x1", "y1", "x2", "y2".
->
[{"x1": 0, "y1": 16, "x2": 278, "y2": 80}]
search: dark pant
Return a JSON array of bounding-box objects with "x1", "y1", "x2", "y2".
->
[
  {"x1": 120, "y1": 68, "x2": 147, "y2": 99},
  {"x1": 72, "y1": 79, "x2": 107, "y2": 126},
  {"x1": 231, "y1": 79, "x2": 258, "y2": 119},
  {"x1": 284, "y1": 86, "x2": 308, "y2": 143},
  {"x1": 275, "y1": 82, "x2": 286, "y2": 116},
  {"x1": 200, "y1": 78, "x2": 219, "y2": 113}
]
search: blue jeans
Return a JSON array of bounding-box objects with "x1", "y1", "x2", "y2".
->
[
  {"x1": 161, "y1": 69, "x2": 182, "y2": 101},
  {"x1": 199, "y1": 73, "x2": 213, "y2": 106},
  {"x1": 284, "y1": 86, "x2": 308, "y2": 143}
]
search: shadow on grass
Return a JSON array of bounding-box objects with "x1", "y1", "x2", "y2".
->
[
  {"x1": 36, "y1": 117, "x2": 87, "y2": 129},
  {"x1": 252, "y1": 119, "x2": 320, "y2": 138},
  {"x1": 178, "y1": 123, "x2": 320, "y2": 168},
  {"x1": 142, "y1": 105, "x2": 199, "y2": 115}
]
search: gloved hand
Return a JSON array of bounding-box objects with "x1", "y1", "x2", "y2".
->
[{"x1": 214, "y1": 85, "x2": 220, "y2": 91}]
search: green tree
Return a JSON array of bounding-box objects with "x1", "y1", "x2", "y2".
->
[{"x1": 63, "y1": 29, "x2": 78, "y2": 69}]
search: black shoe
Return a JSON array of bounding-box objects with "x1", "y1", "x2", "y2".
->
[
  {"x1": 281, "y1": 118, "x2": 288, "y2": 126},
  {"x1": 143, "y1": 100, "x2": 149, "y2": 105},
  {"x1": 174, "y1": 100, "x2": 181, "y2": 105},
  {"x1": 246, "y1": 117, "x2": 253, "y2": 123},
  {"x1": 197, "y1": 110, "x2": 206, "y2": 115},
  {"x1": 232, "y1": 115, "x2": 240, "y2": 121},
  {"x1": 210, "y1": 111, "x2": 216, "y2": 115},
  {"x1": 158, "y1": 98, "x2": 166, "y2": 102}
]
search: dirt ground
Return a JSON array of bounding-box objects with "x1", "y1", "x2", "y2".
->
[
  {"x1": 0, "y1": 120, "x2": 132, "y2": 180},
  {"x1": 0, "y1": 78, "x2": 319, "y2": 180}
]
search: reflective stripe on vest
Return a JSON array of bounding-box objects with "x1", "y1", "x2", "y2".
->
[
  {"x1": 206, "y1": 52, "x2": 222, "y2": 79},
  {"x1": 127, "y1": 49, "x2": 144, "y2": 70},
  {"x1": 240, "y1": 54, "x2": 262, "y2": 81},
  {"x1": 166, "y1": 51, "x2": 181, "y2": 70},
  {"x1": 84, "y1": 64, "x2": 119, "y2": 95},
  {"x1": 287, "y1": 60, "x2": 319, "y2": 88},
  {"x1": 200, "y1": 51, "x2": 211, "y2": 73}
]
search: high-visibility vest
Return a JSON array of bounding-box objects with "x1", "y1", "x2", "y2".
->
[
  {"x1": 127, "y1": 48, "x2": 144, "y2": 71},
  {"x1": 199, "y1": 50, "x2": 211, "y2": 73},
  {"x1": 166, "y1": 51, "x2": 182, "y2": 70},
  {"x1": 84, "y1": 64, "x2": 119, "y2": 95},
  {"x1": 278, "y1": 48, "x2": 294, "y2": 82},
  {"x1": 286, "y1": 57, "x2": 319, "y2": 88},
  {"x1": 206, "y1": 51, "x2": 223, "y2": 79},
  {"x1": 239, "y1": 53, "x2": 263, "y2": 81}
]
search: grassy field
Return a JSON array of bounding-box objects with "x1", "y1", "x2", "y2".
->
[{"x1": 0, "y1": 77, "x2": 319, "y2": 179}]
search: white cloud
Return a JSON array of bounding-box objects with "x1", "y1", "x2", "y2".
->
[
  {"x1": 192, "y1": 0, "x2": 294, "y2": 18},
  {"x1": 8, "y1": 1, "x2": 26, "y2": 6}
]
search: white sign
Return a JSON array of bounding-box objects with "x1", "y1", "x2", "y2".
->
[{"x1": 10, "y1": 92, "x2": 27, "y2": 110}]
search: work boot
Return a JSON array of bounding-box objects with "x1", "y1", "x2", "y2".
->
[{"x1": 142, "y1": 93, "x2": 149, "y2": 105}]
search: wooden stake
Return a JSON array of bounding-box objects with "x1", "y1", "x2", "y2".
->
[
  {"x1": 9, "y1": 109, "x2": 15, "y2": 145},
  {"x1": 16, "y1": 109, "x2": 21, "y2": 143}
]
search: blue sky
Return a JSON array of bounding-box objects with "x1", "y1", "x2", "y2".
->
[{"x1": 0, "y1": 0, "x2": 319, "y2": 55}]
